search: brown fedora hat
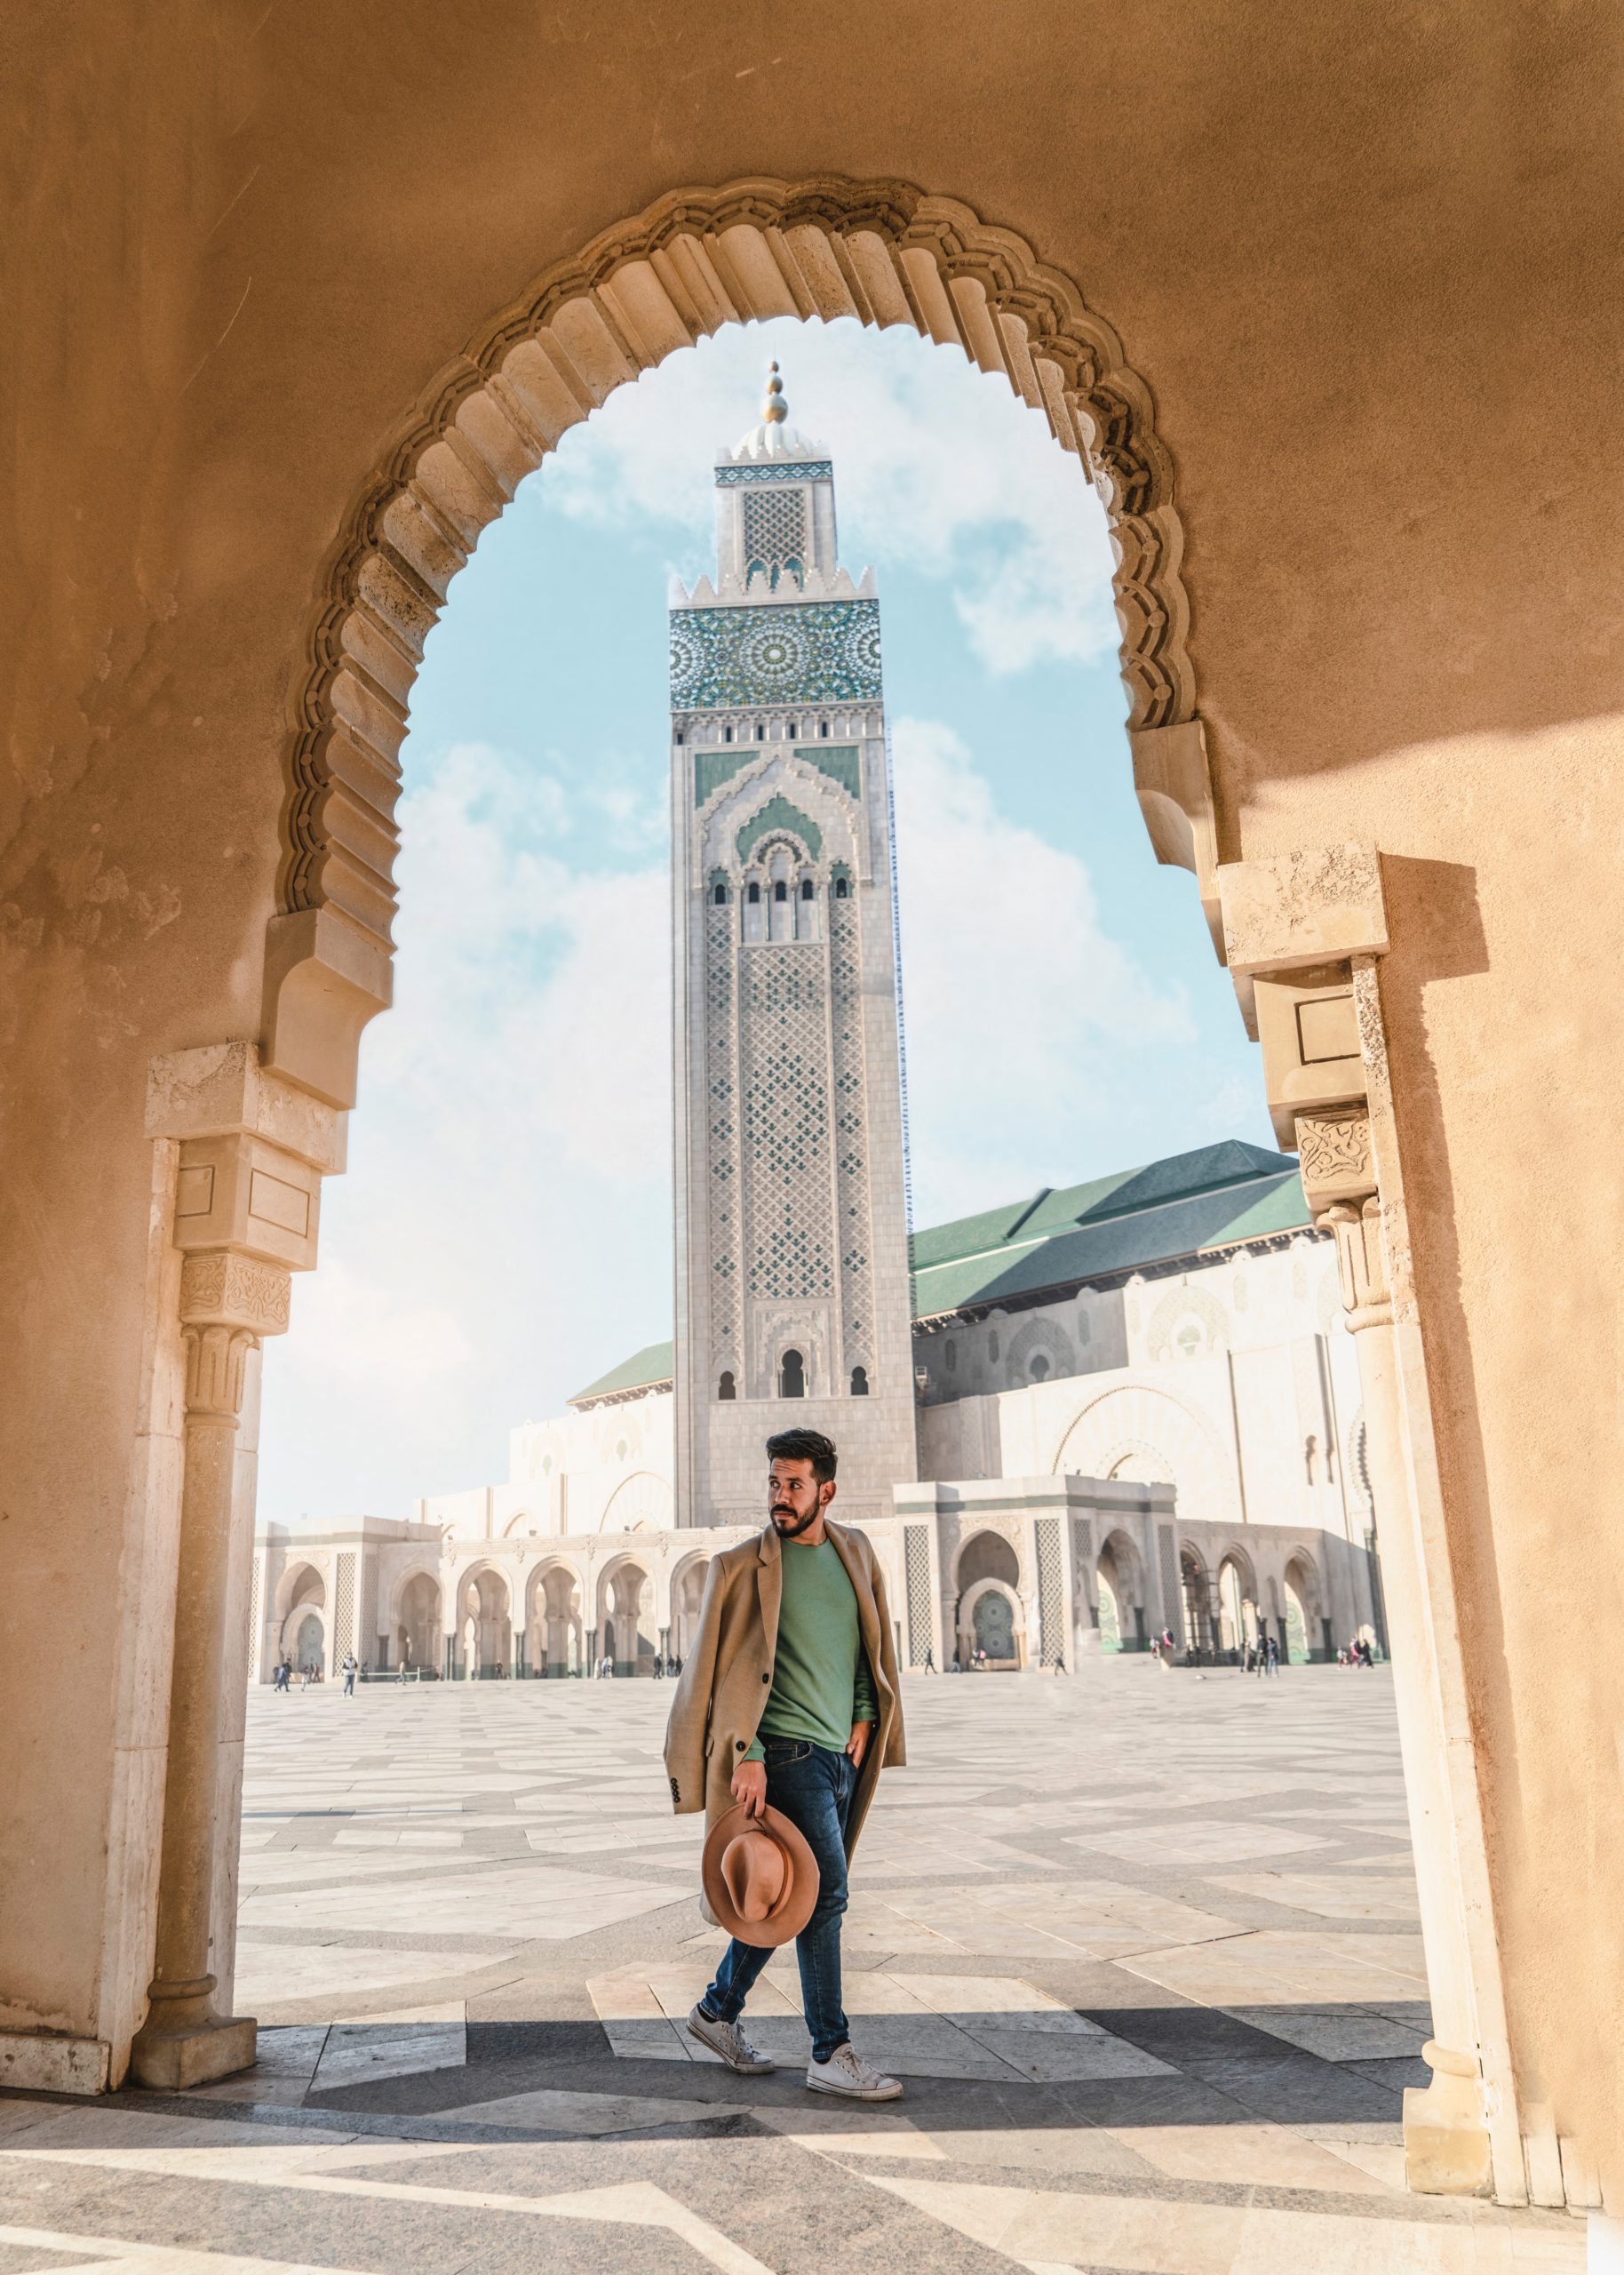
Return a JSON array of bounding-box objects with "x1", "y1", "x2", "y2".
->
[{"x1": 701, "y1": 1803, "x2": 819, "y2": 1948}]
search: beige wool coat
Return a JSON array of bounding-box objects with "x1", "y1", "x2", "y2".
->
[{"x1": 664, "y1": 1518, "x2": 906, "y2": 1860}]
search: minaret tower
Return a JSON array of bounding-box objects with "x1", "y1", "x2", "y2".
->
[{"x1": 669, "y1": 365, "x2": 918, "y2": 1526}]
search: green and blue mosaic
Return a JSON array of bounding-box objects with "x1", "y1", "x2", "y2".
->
[
  {"x1": 670, "y1": 600, "x2": 881, "y2": 710},
  {"x1": 738, "y1": 794, "x2": 824, "y2": 862},
  {"x1": 715, "y1": 461, "x2": 832, "y2": 485},
  {"x1": 691, "y1": 743, "x2": 863, "y2": 809}
]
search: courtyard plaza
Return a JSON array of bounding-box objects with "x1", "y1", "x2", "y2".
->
[{"x1": 0, "y1": 1666, "x2": 1577, "y2": 2274}]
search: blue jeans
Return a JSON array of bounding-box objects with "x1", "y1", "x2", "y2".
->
[{"x1": 701, "y1": 1736, "x2": 854, "y2": 2063}]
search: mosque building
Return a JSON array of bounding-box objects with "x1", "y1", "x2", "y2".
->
[{"x1": 255, "y1": 375, "x2": 1386, "y2": 1684}]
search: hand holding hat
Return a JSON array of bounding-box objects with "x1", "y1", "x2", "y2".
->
[{"x1": 702, "y1": 1802, "x2": 819, "y2": 1947}]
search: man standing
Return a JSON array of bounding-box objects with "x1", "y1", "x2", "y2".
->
[
  {"x1": 665, "y1": 1427, "x2": 905, "y2": 2101},
  {"x1": 341, "y1": 1651, "x2": 358, "y2": 1697}
]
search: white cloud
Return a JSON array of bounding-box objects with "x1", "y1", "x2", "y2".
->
[
  {"x1": 891, "y1": 716, "x2": 1191, "y2": 1217},
  {"x1": 544, "y1": 317, "x2": 1118, "y2": 675},
  {"x1": 259, "y1": 739, "x2": 673, "y2": 1521},
  {"x1": 361, "y1": 742, "x2": 669, "y2": 1185},
  {"x1": 284, "y1": 1259, "x2": 474, "y2": 1391}
]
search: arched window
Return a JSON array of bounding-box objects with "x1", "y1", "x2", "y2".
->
[
  {"x1": 787, "y1": 721, "x2": 798, "y2": 738},
  {"x1": 723, "y1": 726, "x2": 733, "y2": 743},
  {"x1": 1029, "y1": 1353, "x2": 1050, "y2": 1381},
  {"x1": 779, "y1": 1349, "x2": 805, "y2": 1399},
  {"x1": 834, "y1": 877, "x2": 850, "y2": 900},
  {"x1": 850, "y1": 1366, "x2": 869, "y2": 1396},
  {"x1": 747, "y1": 882, "x2": 760, "y2": 904},
  {"x1": 774, "y1": 879, "x2": 787, "y2": 902},
  {"x1": 819, "y1": 721, "x2": 830, "y2": 738},
  {"x1": 674, "y1": 730, "x2": 684, "y2": 746},
  {"x1": 712, "y1": 882, "x2": 727, "y2": 905},
  {"x1": 718, "y1": 1370, "x2": 736, "y2": 1401},
  {"x1": 800, "y1": 878, "x2": 814, "y2": 900},
  {"x1": 756, "y1": 723, "x2": 766, "y2": 741}
]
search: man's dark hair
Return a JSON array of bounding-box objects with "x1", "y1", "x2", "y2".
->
[{"x1": 766, "y1": 1427, "x2": 838, "y2": 1483}]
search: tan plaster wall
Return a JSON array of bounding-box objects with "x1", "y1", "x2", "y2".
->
[{"x1": 4, "y1": 0, "x2": 1620, "y2": 2171}]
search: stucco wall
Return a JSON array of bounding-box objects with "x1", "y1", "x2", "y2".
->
[{"x1": 4, "y1": 0, "x2": 1620, "y2": 2187}]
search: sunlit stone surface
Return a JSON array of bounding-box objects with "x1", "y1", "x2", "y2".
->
[{"x1": 0, "y1": 1665, "x2": 1580, "y2": 2271}]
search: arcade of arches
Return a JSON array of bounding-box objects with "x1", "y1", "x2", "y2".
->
[{"x1": 5, "y1": 4, "x2": 1622, "y2": 2217}]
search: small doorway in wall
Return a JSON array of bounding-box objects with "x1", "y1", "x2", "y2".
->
[
  {"x1": 779, "y1": 1349, "x2": 805, "y2": 1398},
  {"x1": 971, "y1": 1587, "x2": 1016, "y2": 1663}
]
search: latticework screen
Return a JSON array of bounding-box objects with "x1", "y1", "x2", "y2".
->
[
  {"x1": 1035, "y1": 1516, "x2": 1064, "y2": 1667},
  {"x1": 742, "y1": 486, "x2": 807, "y2": 575},
  {"x1": 904, "y1": 1523, "x2": 934, "y2": 1666},
  {"x1": 742, "y1": 947, "x2": 833, "y2": 1303},
  {"x1": 335, "y1": 1552, "x2": 357, "y2": 1657}
]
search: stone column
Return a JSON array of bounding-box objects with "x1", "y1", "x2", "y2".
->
[
  {"x1": 1220, "y1": 847, "x2": 1521, "y2": 2199},
  {"x1": 131, "y1": 1257, "x2": 288, "y2": 2087},
  {"x1": 1310, "y1": 1159, "x2": 1491, "y2": 2185},
  {"x1": 131, "y1": 1044, "x2": 341, "y2": 2090}
]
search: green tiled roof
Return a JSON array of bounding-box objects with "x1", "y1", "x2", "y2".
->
[
  {"x1": 569, "y1": 1339, "x2": 675, "y2": 1407},
  {"x1": 909, "y1": 1141, "x2": 1310, "y2": 1319},
  {"x1": 569, "y1": 1141, "x2": 1311, "y2": 1401}
]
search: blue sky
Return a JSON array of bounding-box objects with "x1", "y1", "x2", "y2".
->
[{"x1": 258, "y1": 318, "x2": 1270, "y2": 1526}]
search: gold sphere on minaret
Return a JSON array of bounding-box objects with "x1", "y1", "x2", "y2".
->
[{"x1": 761, "y1": 360, "x2": 788, "y2": 425}]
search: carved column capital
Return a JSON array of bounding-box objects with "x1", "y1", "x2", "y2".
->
[
  {"x1": 180, "y1": 1323, "x2": 258, "y2": 1420},
  {"x1": 1317, "y1": 1195, "x2": 1393, "y2": 1332}
]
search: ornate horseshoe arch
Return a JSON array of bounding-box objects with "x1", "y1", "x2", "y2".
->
[{"x1": 263, "y1": 174, "x2": 1214, "y2": 1107}]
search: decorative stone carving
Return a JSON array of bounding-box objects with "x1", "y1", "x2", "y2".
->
[
  {"x1": 179, "y1": 1251, "x2": 291, "y2": 1337},
  {"x1": 1295, "y1": 1108, "x2": 1375, "y2": 1211},
  {"x1": 267, "y1": 177, "x2": 1194, "y2": 1108}
]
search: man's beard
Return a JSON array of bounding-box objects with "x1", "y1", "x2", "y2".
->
[{"x1": 770, "y1": 1502, "x2": 820, "y2": 1538}]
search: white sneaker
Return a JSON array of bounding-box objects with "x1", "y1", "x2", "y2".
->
[
  {"x1": 806, "y1": 2042, "x2": 904, "y2": 2101},
  {"x1": 686, "y1": 2004, "x2": 776, "y2": 2074}
]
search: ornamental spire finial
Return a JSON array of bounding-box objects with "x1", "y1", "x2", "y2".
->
[{"x1": 761, "y1": 360, "x2": 788, "y2": 426}]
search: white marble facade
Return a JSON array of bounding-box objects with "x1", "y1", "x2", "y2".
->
[
  {"x1": 254, "y1": 1210, "x2": 1383, "y2": 1682},
  {"x1": 256, "y1": 380, "x2": 1386, "y2": 1684}
]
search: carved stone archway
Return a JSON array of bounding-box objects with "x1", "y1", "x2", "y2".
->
[{"x1": 262, "y1": 175, "x2": 1208, "y2": 1106}]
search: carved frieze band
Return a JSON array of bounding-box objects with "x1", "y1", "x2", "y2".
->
[
  {"x1": 276, "y1": 177, "x2": 1194, "y2": 967},
  {"x1": 179, "y1": 1250, "x2": 293, "y2": 1337}
]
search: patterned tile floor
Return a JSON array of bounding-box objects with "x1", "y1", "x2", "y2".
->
[{"x1": 0, "y1": 1664, "x2": 1581, "y2": 2272}]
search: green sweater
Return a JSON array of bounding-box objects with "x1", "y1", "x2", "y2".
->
[{"x1": 746, "y1": 1536, "x2": 878, "y2": 1761}]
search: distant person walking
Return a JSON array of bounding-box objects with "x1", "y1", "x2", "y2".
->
[
  {"x1": 274, "y1": 1658, "x2": 291, "y2": 1693},
  {"x1": 341, "y1": 1652, "x2": 358, "y2": 1696},
  {"x1": 922, "y1": 1647, "x2": 935, "y2": 1673},
  {"x1": 1264, "y1": 1633, "x2": 1280, "y2": 1677}
]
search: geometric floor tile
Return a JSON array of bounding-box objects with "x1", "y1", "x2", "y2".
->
[{"x1": 0, "y1": 1667, "x2": 1587, "y2": 2275}]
